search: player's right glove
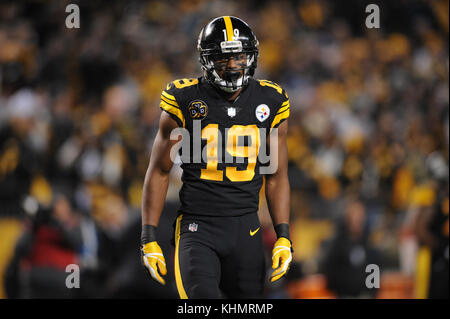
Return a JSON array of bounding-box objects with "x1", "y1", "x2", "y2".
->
[
  {"x1": 270, "y1": 223, "x2": 293, "y2": 283},
  {"x1": 141, "y1": 225, "x2": 167, "y2": 285}
]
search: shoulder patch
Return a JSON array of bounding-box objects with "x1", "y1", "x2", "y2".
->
[
  {"x1": 255, "y1": 104, "x2": 270, "y2": 122},
  {"x1": 188, "y1": 100, "x2": 208, "y2": 120}
]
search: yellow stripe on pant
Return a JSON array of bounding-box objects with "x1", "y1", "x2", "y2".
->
[{"x1": 175, "y1": 214, "x2": 188, "y2": 299}]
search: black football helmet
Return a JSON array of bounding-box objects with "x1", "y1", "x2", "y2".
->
[{"x1": 197, "y1": 16, "x2": 259, "y2": 93}]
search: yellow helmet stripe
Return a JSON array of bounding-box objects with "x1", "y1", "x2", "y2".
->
[{"x1": 223, "y1": 16, "x2": 234, "y2": 41}]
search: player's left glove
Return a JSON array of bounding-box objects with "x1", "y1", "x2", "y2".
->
[
  {"x1": 270, "y1": 237, "x2": 292, "y2": 282},
  {"x1": 270, "y1": 223, "x2": 293, "y2": 283}
]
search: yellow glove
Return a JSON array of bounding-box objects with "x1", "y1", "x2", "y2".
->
[
  {"x1": 270, "y1": 237, "x2": 292, "y2": 283},
  {"x1": 141, "y1": 241, "x2": 167, "y2": 285}
]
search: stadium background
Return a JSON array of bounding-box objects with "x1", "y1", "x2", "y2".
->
[{"x1": 0, "y1": 0, "x2": 448, "y2": 299}]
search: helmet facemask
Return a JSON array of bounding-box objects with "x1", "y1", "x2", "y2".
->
[{"x1": 199, "y1": 38, "x2": 258, "y2": 93}]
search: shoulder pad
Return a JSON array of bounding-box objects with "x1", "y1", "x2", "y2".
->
[
  {"x1": 256, "y1": 80, "x2": 290, "y2": 129},
  {"x1": 166, "y1": 78, "x2": 199, "y2": 91},
  {"x1": 160, "y1": 80, "x2": 198, "y2": 128},
  {"x1": 257, "y1": 79, "x2": 289, "y2": 100}
]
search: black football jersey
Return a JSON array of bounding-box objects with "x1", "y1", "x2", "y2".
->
[{"x1": 159, "y1": 77, "x2": 289, "y2": 217}]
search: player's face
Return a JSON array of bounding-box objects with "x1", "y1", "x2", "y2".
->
[{"x1": 212, "y1": 53, "x2": 247, "y2": 79}]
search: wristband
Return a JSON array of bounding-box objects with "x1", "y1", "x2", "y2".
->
[
  {"x1": 141, "y1": 224, "x2": 157, "y2": 245},
  {"x1": 274, "y1": 223, "x2": 290, "y2": 241}
]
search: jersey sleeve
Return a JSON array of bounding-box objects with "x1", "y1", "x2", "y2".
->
[
  {"x1": 269, "y1": 86, "x2": 290, "y2": 129},
  {"x1": 159, "y1": 83, "x2": 185, "y2": 128},
  {"x1": 256, "y1": 79, "x2": 290, "y2": 130},
  {"x1": 270, "y1": 95, "x2": 290, "y2": 129}
]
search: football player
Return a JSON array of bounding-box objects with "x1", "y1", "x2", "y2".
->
[{"x1": 141, "y1": 16, "x2": 292, "y2": 298}]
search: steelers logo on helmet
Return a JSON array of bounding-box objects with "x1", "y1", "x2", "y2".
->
[{"x1": 188, "y1": 100, "x2": 208, "y2": 119}]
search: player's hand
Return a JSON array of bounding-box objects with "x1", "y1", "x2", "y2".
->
[
  {"x1": 270, "y1": 237, "x2": 292, "y2": 283},
  {"x1": 141, "y1": 241, "x2": 167, "y2": 285}
]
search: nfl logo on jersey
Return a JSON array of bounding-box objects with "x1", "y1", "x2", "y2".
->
[
  {"x1": 188, "y1": 223, "x2": 198, "y2": 232},
  {"x1": 227, "y1": 107, "x2": 236, "y2": 118}
]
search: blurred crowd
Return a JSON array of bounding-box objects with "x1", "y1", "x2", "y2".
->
[{"x1": 0, "y1": 0, "x2": 448, "y2": 299}]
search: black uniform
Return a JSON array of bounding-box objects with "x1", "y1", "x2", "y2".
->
[
  {"x1": 427, "y1": 194, "x2": 449, "y2": 299},
  {"x1": 160, "y1": 76, "x2": 289, "y2": 298}
]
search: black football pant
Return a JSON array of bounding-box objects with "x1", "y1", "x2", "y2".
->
[
  {"x1": 428, "y1": 254, "x2": 449, "y2": 299},
  {"x1": 173, "y1": 212, "x2": 265, "y2": 299}
]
